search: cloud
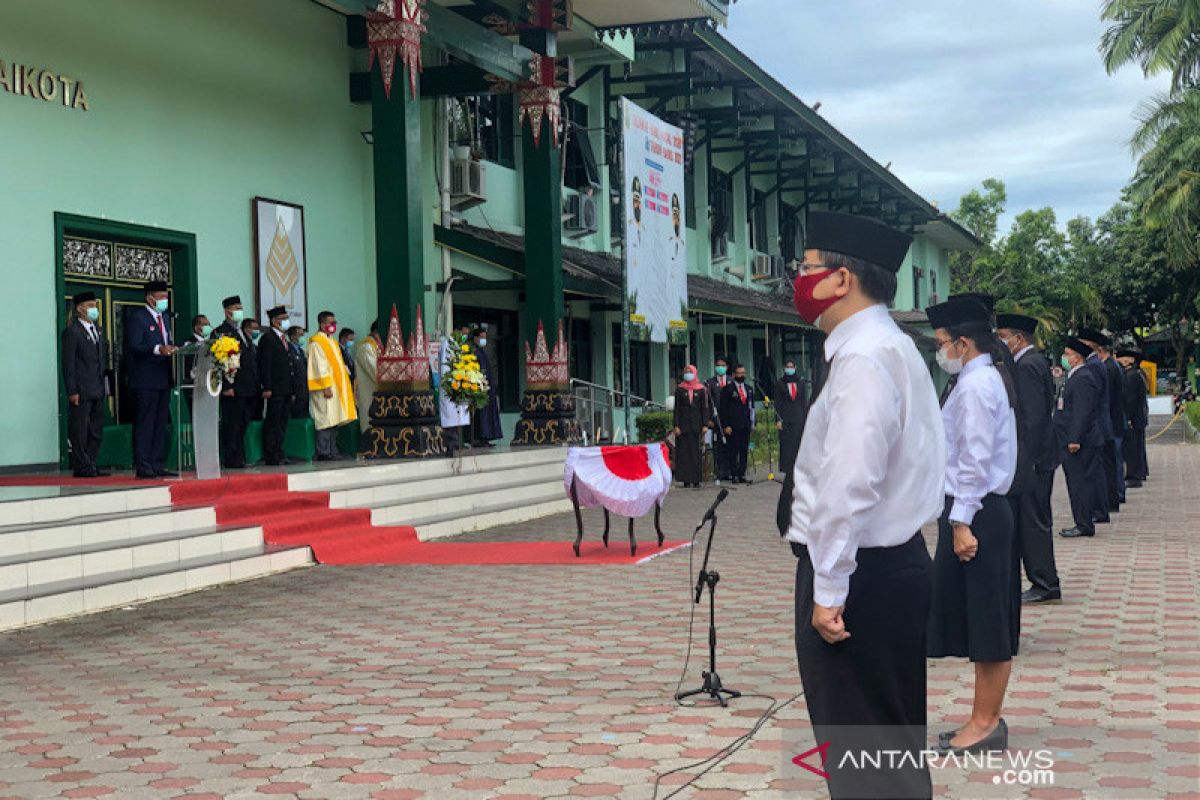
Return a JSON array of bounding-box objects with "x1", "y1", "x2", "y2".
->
[{"x1": 723, "y1": 0, "x2": 1172, "y2": 230}]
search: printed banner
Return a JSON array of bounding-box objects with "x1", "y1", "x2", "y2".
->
[{"x1": 621, "y1": 98, "x2": 687, "y2": 343}]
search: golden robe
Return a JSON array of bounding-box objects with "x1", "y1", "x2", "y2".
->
[
  {"x1": 307, "y1": 332, "x2": 357, "y2": 431},
  {"x1": 353, "y1": 336, "x2": 379, "y2": 432}
]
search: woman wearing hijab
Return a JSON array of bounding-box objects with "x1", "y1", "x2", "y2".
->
[
  {"x1": 925, "y1": 297, "x2": 1019, "y2": 756},
  {"x1": 673, "y1": 365, "x2": 709, "y2": 488}
]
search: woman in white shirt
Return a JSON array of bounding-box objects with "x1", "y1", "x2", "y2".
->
[{"x1": 925, "y1": 298, "x2": 1019, "y2": 756}]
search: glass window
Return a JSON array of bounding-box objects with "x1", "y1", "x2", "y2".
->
[
  {"x1": 709, "y1": 167, "x2": 735, "y2": 245},
  {"x1": 563, "y1": 99, "x2": 600, "y2": 190}
]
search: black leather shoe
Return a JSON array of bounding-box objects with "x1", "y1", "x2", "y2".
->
[
  {"x1": 1022, "y1": 587, "x2": 1062, "y2": 604},
  {"x1": 1125, "y1": 478, "x2": 1143, "y2": 488},
  {"x1": 135, "y1": 471, "x2": 158, "y2": 480},
  {"x1": 94, "y1": 469, "x2": 111, "y2": 477},
  {"x1": 73, "y1": 469, "x2": 99, "y2": 478},
  {"x1": 1059, "y1": 527, "x2": 1094, "y2": 538},
  {"x1": 937, "y1": 719, "x2": 1008, "y2": 755},
  {"x1": 1093, "y1": 515, "x2": 1110, "y2": 524},
  {"x1": 938, "y1": 728, "x2": 960, "y2": 747},
  {"x1": 156, "y1": 470, "x2": 179, "y2": 477}
]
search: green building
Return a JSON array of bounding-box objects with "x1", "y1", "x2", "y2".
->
[{"x1": 0, "y1": 0, "x2": 975, "y2": 470}]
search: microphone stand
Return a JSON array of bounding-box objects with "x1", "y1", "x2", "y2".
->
[{"x1": 675, "y1": 504, "x2": 741, "y2": 707}]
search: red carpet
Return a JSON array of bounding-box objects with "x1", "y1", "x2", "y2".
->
[{"x1": 162, "y1": 473, "x2": 688, "y2": 566}]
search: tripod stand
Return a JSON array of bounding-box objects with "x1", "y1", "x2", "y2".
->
[{"x1": 675, "y1": 492, "x2": 740, "y2": 707}]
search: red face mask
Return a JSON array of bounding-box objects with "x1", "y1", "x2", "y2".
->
[
  {"x1": 793, "y1": 270, "x2": 841, "y2": 325},
  {"x1": 323, "y1": 323, "x2": 337, "y2": 335}
]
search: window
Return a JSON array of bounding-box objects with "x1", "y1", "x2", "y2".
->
[
  {"x1": 611, "y1": 323, "x2": 651, "y2": 403},
  {"x1": 684, "y1": 168, "x2": 696, "y2": 230},
  {"x1": 463, "y1": 94, "x2": 515, "y2": 168},
  {"x1": 929, "y1": 269, "x2": 938, "y2": 303},
  {"x1": 709, "y1": 166, "x2": 735, "y2": 248},
  {"x1": 779, "y1": 202, "x2": 799, "y2": 263},
  {"x1": 669, "y1": 344, "x2": 688, "y2": 384},
  {"x1": 750, "y1": 189, "x2": 769, "y2": 253},
  {"x1": 563, "y1": 99, "x2": 600, "y2": 190},
  {"x1": 912, "y1": 267, "x2": 921, "y2": 309}
]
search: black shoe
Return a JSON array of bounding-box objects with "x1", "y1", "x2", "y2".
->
[
  {"x1": 1022, "y1": 587, "x2": 1062, "y2": 604},
  {"x1": 1059, "y1": 527, "x2": 1094, "y2": 538},
  {"x1": 135, "y1": 471, "x2": 158, "y2": 480},
  {"x1": 315, "y1": 454, "x2": 338, "y2": 461},
  {"x1": 1093, "y1": 515, "x2": 1110, "y2": 524},
  {"x1": 1125, "y1": 479, "x2": 1143, "y2": 488},
  {"x1": 94, "y1": 469, "x2": 111, "y2": 477},
  {"x1": 937, "y1": 719, "x2": 1008, "y2": 755},
  {"x1": 73, "y1": 468, "x2": 99, "y2": 478},
  {"x1": 264, "y1": 460, "x2": 284, "y2": 466},
  {"x1": 156, "y1": 470, "x2": 179, "y2": 477}
]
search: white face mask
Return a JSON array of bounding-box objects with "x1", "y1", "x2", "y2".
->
[
  {"x1": 936, "y1": 341, "x2": 963, "y2": 375},
  {"x1": 683, "y1": 372, "x2": 696, "y2": 382}
]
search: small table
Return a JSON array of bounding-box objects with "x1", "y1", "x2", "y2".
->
[{"x1": 563, "y1": 444, "x2": 671, "y2": 556}]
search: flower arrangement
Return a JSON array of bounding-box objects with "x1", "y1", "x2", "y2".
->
[
  {"x1": 442, "y1": 341, "x2": 490, "y2": 410},
  {"x1": 209, "y1": 335, "x2": 241, "y2": 384}
]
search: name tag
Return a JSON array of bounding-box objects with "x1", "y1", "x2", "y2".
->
[{"x1": 1057, "y1": 397, "x2": 1065, "y2": 411}]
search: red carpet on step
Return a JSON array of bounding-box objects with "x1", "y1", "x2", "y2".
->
[{"x1": 164, "y1": 474, "x2": 688, "y2": 566}]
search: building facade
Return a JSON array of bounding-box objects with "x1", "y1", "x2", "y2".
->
[{"x1": 1, "y1": 0, "x2": 973, "y2": 469}]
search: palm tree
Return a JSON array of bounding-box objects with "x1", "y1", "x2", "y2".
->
[
  {"x1": 1129, "y1": 88, "x2": 1200, "y2": 262},
  {"x1": 1100, "y1": 0, "x2": 1200, "y2": 93}
]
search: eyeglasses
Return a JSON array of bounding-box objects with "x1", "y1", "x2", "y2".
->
[{"x1": 796, "y1": 263, "x2": 833, "y2": 277}]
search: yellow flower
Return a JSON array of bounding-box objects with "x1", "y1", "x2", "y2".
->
[{"x1": 461, "y1": 344, "x2": 471, "y2": 354}]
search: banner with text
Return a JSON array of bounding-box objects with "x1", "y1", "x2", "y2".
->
[{"x1": 622, "y1": 98, "x2": 687, "y2": 344}]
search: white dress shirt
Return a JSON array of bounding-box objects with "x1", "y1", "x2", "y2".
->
[
  {"x1": 1014, "y1": 344, "x2": 1035, "y2": 363},
  {"x1": 80, "y1": 319, "x2": 99, "y2": 344},
  {"x1": 942, "y1": 353, "x2": 1017, "y2": 525},
  {"x1": 787, "y1": 304, "x2": 946, "y2": 607}
]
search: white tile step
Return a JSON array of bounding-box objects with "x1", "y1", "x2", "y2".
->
[
  {"x1": 286, "y1": 447, "x2": 567, "y2": 493},
  {"x1": 331, "y1": 461, "x2": 565, "y2": 509},
  {"x1": 0, "y1": 545, "x2": 312, "y2": 633},
  {"x1": 369, "y1": 480, "x2": 566, "y2": 528},
  {"x1": 0, "y1": 486, "x2": 172, "y2": 530},
  {"x1": 1, "y1": 527, "x2": 266, "y2": 604},
  {"x1": 0, "y1": 506, "x2": 216, "y2": 565},
  {"x1": 416, "y1": 497, "x2": 576, "y2": 541}
]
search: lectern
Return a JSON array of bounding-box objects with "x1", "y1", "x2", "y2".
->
[{"x1": 173, "y1": 342, "x2": 221, "y2": 480}]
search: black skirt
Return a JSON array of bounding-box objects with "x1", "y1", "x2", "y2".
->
[
  {"x1": 927, "y1": 493, "x2": 1018, "y2": 663},
  {"x1": 674, "y1": 431, "x2": 704, "y2": 484}
]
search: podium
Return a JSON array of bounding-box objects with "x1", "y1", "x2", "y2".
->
[{"x1": 173, "y1": 342, "x2": 221, "y2": 480}]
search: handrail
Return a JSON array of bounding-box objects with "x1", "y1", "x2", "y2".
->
[{"x1": 570, "y1": 377, "x2": 666, "y2": 445}]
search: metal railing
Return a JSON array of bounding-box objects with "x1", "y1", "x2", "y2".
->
[{"x1": 570, "y1": 378, "x2": 665, "y2": 445}]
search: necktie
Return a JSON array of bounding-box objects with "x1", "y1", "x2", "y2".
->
[
  {"x1": 738, "y1": 384, "x2": 746, "y2": 404},
  {"x1": 789, "y1": 383, "x2": 796, "y2": 401}
]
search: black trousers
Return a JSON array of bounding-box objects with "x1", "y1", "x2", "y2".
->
[
  {"x1": 68, "y1": 397, "x2": 105, "y2": 474},
  {"x1": 1018, "y1": 469, "x2": 1060, "y2": 592},
  {"x1": 1062, "y1": 446, "x2": 1099, "y2": 534},
  {"x1": 220, "y1": 395, "x2": 252, "y2": 467},
  {"x1": 1124, "y1": 426, "x2": 1148, "y2": 480},
  {"x1": 712, "y1": 434, "x2": 730, "y2": 479},
  {"x1": 795, "y1": 534, "x2": 932, "y2": 799},
  {"x1": 726, "y1": 428, "x2": 749, "y2": 479},
  {"x1": 1101, "y1": 439, "x2": 1121, "y2": 512},
  {"x1": 133, "y1": 389, "x2": 170, "y2": 476},
  {"x1": 262, "y1": 394, "x2": 290, "y2": 464},
  {"x1": 1112, "y1": 435, "x2": 1126, "y2": 503}
]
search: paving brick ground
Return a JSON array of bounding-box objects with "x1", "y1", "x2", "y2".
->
[{"x1": 1, "y1": 423, "x2": 1197, "y2": 799}]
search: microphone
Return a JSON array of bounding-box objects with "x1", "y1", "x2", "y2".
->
[{"x1": 701, "y1": 488, "x2": 730, "y2": 524}]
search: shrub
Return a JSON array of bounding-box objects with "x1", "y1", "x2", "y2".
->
[{"x1": 635, "y1": 411, "x2": 674, "y2": 443}]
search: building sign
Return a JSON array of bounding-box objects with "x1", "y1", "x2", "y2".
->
[
  {"x1": 621, "y1": 98, "x2": 687, "y2": 344},
  {"x1": 0, "y1": 58, "x2": 90, "y2": 111}
]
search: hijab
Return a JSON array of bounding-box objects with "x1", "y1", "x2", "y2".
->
[{"x1": 678, "y1": 364, "x2": 704, "y2": 402}]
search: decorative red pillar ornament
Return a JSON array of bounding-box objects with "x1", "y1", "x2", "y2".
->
[
  {"x1": 365, "y1": 0, "x2": 427, "y2": 100},
  {"x1": 519, "y1": 55, "x2": 563, "y2": 148}
]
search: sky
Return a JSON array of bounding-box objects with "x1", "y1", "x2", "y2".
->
[{"x1": 722, "y1": 0, "x2": 1172, "y2": 234}]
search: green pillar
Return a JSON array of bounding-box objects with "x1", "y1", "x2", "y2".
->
[
  {"x1": 521, "y1": 113, "x2": 563, "y2": 343},
  {"x1": 371, "y1": 68, "x2": 424, "y2": 335}
]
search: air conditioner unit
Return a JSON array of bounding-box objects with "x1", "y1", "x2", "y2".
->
[
  {"x1": 449, "y1": 158, "x2": 486, "y2": 210},
  {"x1": 711, "y1": 234, "x2": 729, "y2": 261},
  {"x1": 752, "y1": 253, "x2": 773, "y2": 278},
  {"x1": 770, "y1": 255, "x2": 785, "y2": 277},
  {"x1": 564, "y1": 193, "x2": 598, "y2": 237}
]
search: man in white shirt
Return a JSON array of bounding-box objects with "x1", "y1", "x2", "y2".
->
[{"x1": 785, "y1": 211, "x2": 945, "y2": 799}]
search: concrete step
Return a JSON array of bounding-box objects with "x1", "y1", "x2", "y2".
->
[
  {"x1": 369, "y1": 477, "x2": 565, "y2": 528},
  {"x1": 331, "y1": 461, "x2": 564, "y2": 509},
  {"x1": 286, "y1": 447, "x2": 567, "y2": 494},
  {"x1": 0, "y1": 544, "x2": 312, "y2": 632},
  {"x1": 0, "y1": 525, "x2": 269, "y2": 604},
  {"x1": 0, "y1": 486, "x2": 172, "y2": 529},
  {"x1": 0, "y1": 506, "x2": 216, "y2": 566}
]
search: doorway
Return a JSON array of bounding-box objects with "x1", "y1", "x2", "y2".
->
[{"x1": 55, "y1": 214, "x2": 197, "y2": 467}]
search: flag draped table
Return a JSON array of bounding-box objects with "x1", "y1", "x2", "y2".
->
[{"x1": 563, "y1": 444, "x2": 671, "y2": 556}]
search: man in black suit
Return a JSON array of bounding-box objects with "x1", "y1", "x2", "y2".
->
[
  {"x1": 212, "y1": 295, "x2": 257, "y2": 468},
  {"x1": 705, "y1": 357, "x2": 732, "y2": 481},
  {"x1": 718, "y1": 363, "x2": 754, "y2": 484},
  {"x1": 773, "y1": 358, "x2": 809, "y2": 478},
  {"x1": 124, "y1": 280, "x2": 177, "y2": 478},
  {"x1": 287, "y1": 326, "x2": 310, "y2": 419},
  {"x1": 1117, "y1": 349, "x2": 1150, "y2": 486},
  {"x1": 1054, "y1": 338, "x2": 1105, "y2": 538},
  {"x1": 62, "y1": 292, "x2": 110, "y2": 478},
  {"x1": 258, "y1": 306, "x2": 293, "y2": 466},
  {"x1": 998, "y1": 313, "x2": 1061, "y2": 603},
  {"x1": 1077, "y1": 328, "x2": 1120, "y2": 519}
]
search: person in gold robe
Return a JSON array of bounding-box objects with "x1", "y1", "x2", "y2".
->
[
  {"x1": 353, "y1": 320, "x2": 380, "y2": 433},
  {"x1": 307, "y1": 310, "x2": 356, "y2": 460}
]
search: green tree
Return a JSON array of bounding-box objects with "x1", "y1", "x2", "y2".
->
[
  {"x1": 1100, "y1": 0, "x2": 1200, "y2": 93},
  {"x1": 949, "y1": 178, "x2": 1007, "y2": 292},
  {"x1": 1129, "y1": 88, "x2": 1200, "y2": 262}
]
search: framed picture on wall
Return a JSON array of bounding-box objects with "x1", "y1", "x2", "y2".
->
[{"x1": 252, "y1": 197, "x2": 308, "y2": 330}]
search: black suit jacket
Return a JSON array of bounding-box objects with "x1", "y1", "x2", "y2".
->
[
  {"x1": 1014, "y1": 349, "x2": 1056, "y2": 471},
  {"x1": 62, "y1": 320, "x2": 108, "y2": 400},
  {"x1": 1103, "y1": 357, "x2": 1126, "y2": 436},
  {"x1": 212, "y1": 321, "x2": 259, "y2": 397},
  {"x1": 257, "y1": 329, "x2": 292, "y2": 396},
  {"x1": 288, "y1": 342, "x2": 307, "y2": 399},
  {"x1": 718, "y1": 381, "x2": 753, "y2": 431},
  {"x1": 773, "y1": 376, "x2": 809, "y2": 429},
  {"x1": 124, "y1": 306, "x2": 173, "y2": 391},
  {"x1": 1053, "y1": 366, "x2": 1104, "y2": 451},
  {"x1": 1085, "y1": 354, "x2": 1113, "y2": 439},
  {"x1": 1123, "y1": 366, "x2": 1149, "y2": 429},
  {"x1": 704, "y1": 375, "x2": 730, "y2": 424}
]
